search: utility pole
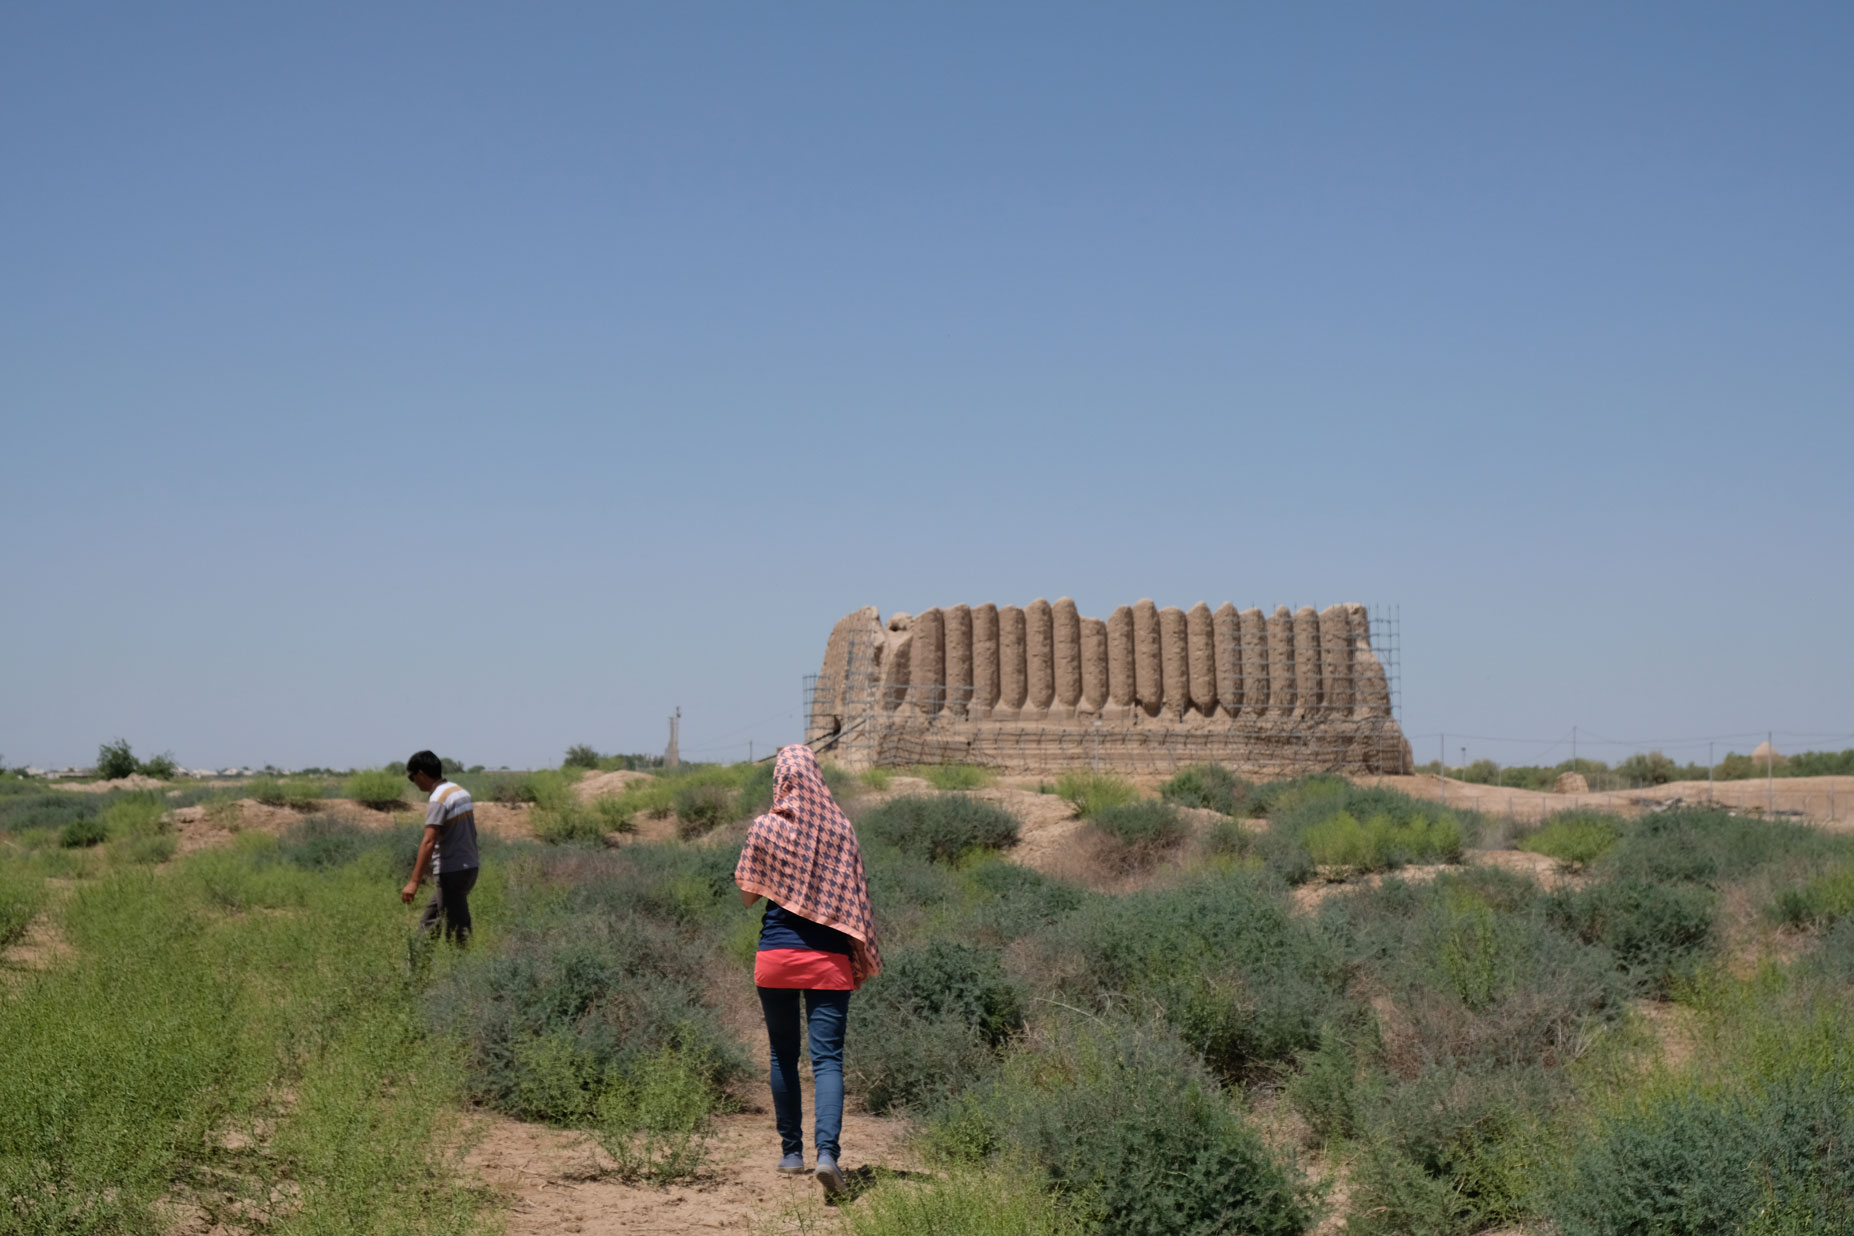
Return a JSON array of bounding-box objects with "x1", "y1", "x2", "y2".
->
[
  {"x1": 665, "y1": 707, "x2": 681, "y2": 770},
  {"x1": 1708, "y1": 741, "x2": 1714, "y2": 805},
  {"x1": 1767, "y1": 729, "x2": 1774, "y2": 815},
  {"x1": 1572, "y1": 725, "x2": 1578, "y2": 777},
  {"x1": 1439, "y1": 733, "x2": 1446, "y2": 806}
]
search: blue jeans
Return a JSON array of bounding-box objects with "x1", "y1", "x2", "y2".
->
[{"x1": 756, "y1": 986, "x2": 850, "y2": 1160}]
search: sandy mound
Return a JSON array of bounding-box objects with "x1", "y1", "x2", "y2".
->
[{"x1": 574, "y1": 770, "x2": 657, "y2": 803}]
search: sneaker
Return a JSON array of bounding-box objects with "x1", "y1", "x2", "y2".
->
[
  {"x1": 815, "y1": 1152, "x2": 847, "y2": 1198},
  {"x1": 776, "y1": 1152, "x2": 807, "y2": 1175}
]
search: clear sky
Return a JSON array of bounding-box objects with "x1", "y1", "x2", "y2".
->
[{"x1": 4, "y1": 3, "x2": 1850, "y2": 772}]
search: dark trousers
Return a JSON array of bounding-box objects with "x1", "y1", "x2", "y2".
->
[
  {"x1": 419, "y1": 867, "x2": 478, "y2": 944},
  {"x1": 757, "y1": 986, "x2": 851, "y2": 1159}
]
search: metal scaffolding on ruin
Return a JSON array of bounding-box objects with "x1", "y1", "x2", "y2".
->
[{"x1": 803, "y1": 603, "x2": 1406, "y2": 776}]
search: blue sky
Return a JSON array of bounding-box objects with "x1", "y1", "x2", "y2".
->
[{"x1": 3, "y1": 3, "x2": 1850, "y2": 771}]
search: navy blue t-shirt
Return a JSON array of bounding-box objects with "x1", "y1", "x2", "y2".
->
[{"x1": 758, "y1": 902, "x2": 854, "y2": 955}]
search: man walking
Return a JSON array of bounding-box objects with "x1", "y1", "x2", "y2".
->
[{"x1": 401, "y1": 750, "x2": 480, "y2": 944}]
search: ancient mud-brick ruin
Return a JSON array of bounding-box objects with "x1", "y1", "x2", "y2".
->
[{"x1": 805, "y1": 600, "x2": 1413, "y2": 775}]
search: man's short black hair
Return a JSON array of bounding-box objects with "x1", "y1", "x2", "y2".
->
[{"x1": 406, "y1": 750, "x2": 443, "y2": 780}]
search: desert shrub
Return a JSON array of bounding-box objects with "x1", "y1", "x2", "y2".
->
[
  {"x1": 1520, "y1": 811, "x2": 1622, "y2": 869},
  {"x1": 533, "y1": 805, "x2": 612, "y2": 846},
  {"x1": 1087, "y1": 800, "x2": 1188, "y2": 866},
  {"x1": 1248, "y1": 772, "x2": 1350, "y2": 818},
  {"x1": 1199, "y1": 817, "x2": 1252, "y2": 860},
  {"x1": 1319, "y1": 869, "x2": 1629, "y2": 1071},
  {"x1": 274, "y1": 815, "x2": 370, "y2": 870},
  {"x1": 962, "y1": 859, "x2": 1091, "y2": 943},
  {"x1": 913, "y1": 763, "x2": 997, "y2": 791},
  {"x1": 818, "y1": 761, "x2": 858, "y2": 800},
  {"x1": 247, "y1": 777, "x2": 322, "y2": 810},
  {"x1": 862, "y1": 766, "x2": 894, "y2": 792},
  {"x1": 60, "y1": 814, "x2": 108, "y2": 848},
  {"x1": 589, "y1": 1045, "x2": 721, "y2": 1182},
  {"x1": 733, "y1": 759, "x2": 777, "y2": 817},
  {"x1": 590, "y1": 796, "x2": 636, "y2": 835},
  {"x1": 1555, "y1": 1072, "x2": 1854, "y2": 1236},
  {"x1": 844, "y1": 1170, "x2": 1087, "y2": 1236},
  {"x1": 930, "y1": 1018, "x2": 1310, "y2": 1236},
  {"x1": 563, "y1": 744, "x2": 603, "y2": 769},
  {"x1": 343, "y1": 767, "x2": 408, "y2": 810},
  {"x1": 603, "y1": 777, "x2": 676, "y2": 820},
  {"x1": 672, "y1": 782, "x2": 736, "y2": 838},
  {"x1": 96, "y1": 738, "x2": 138, "y2": 780},
  {"x1": 115, "y1": 833, "x2": 178, "y2": 865},
  {"x1": 1160, "y1": 764, "x2": 1254, "y2": 817},
  {"x1": 429, "y1": 908, "x2": 744, "y2": 1123},
  {"x1": 859, "y1": 795, "x2": 1021, "y2": 864},
  {"x1": 1035, "y1": 870, "x2": 1350, "y2": 1078},
  {"x1": 1302, "y1": 809, "x2": 1463, "y2": 874},
  {"x1": 852, "y1": 939, "x2": 1025, "y2": 1113},
  {"x1": 1547, "y1": 879, "x2": 1717, "y2": 993},
  {"x1": 1772, "y1": 862, "x2": 1854, "y2": 930},
  {"x1": 0, "y1": 791, "x2": 102, "y2": 836},
  {"x1": 1602, "y1": 807, "x2": 1829, "y2": 887},
  {"x1": 1053, "y1": 771, "x2": 1139, "y2": 818},
  {"x1": 1265, "y1": 779, "x2": 1471, "y2": 878},
  {"x1": 0, "y1": 865, "x2": 43, "y2": 947},
  {"x1": 100, "y1": 791, "x2": 169, "y2": 839}
]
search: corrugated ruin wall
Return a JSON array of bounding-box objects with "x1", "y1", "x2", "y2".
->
[{"x1": 806, "y1": 599, "x2": 1412, "y2": 775}]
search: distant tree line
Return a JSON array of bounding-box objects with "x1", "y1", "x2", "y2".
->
[{"x1": 1418, "y1": 748, "x2": 1854, "y2": 790}]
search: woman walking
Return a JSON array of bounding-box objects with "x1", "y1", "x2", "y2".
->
[{"x1": 734, "y1": 744, "x2": 881, "y2": 1198}]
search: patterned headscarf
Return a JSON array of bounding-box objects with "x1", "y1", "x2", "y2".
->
[{"x1": 735, "y1": 744, "x2": 882, "y2": 987}]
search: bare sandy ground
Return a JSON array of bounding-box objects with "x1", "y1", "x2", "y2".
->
[{"x1": 1363, "y1": 773, "x2": 1854, "y2": 829}]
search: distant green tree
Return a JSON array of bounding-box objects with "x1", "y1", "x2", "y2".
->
[
  {"x1": 96, "y1": 739, "x2": 138, "y2": 780},
  {"x1": 563, "y1": 744, "x2": 603, "y2": 770}
]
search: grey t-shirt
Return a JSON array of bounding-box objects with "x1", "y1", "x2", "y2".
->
[{"x1": 425, "y1": 782, "x2": 480, "y2": 874}]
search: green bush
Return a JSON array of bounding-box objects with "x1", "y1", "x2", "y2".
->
[
  {"x1": 1774, "y1": 863, "x2": 1854, "y2": 930},
  {"x1": 247, "y1": 777, "x2": 323, "y2": 810},
  {"x1": 912, "y1": 763, "x2": 997, "y2": 791},
  {"x1": 859, "y1": 795, "x2": 1021, "y2": 864},
  {"x1": 100, "y1": 791, "x2": 169, "y2": 839},
  {"x1": 1035, "y1": 870, "x2": 1350, "y2": 1078},
  {"x1": 534, "y1": 805, "x2": 613, "y2": 846},
  {"x1": 0, "y1": 791, "x2": 102, "y2": 836},
  {"x1": 931, "y1": 1018, "x2": 1310, "y2": 1236},
  {"x1": 275, "y1": 815, "x2": 370, "y2": 870},
  {"x1": 1160, "y1": 764, "x2": 1254, "y2": 817},
  {"x1": 1053, "y1": 771, "x2": 1140, "y2": 818},
  {"x1": 1603, "y1": 807, "x2": 1830, "y2": 888},
  {"x1": 427, "y1": 890, "x2": 745, "y2": 1123},
  {"x1": 115, "y1": 833, "x2": 178, "y2": 865},
  {"x1": 1302, "y1": 809, "x2": 1463, "y2": 874},
  {"x1": 1548, "y1": 879, "x2": 1717, "y2": 993},
  {"x1": 672, "y1": 782, "x2": 736, "y2": 838},
  {"x1": 862, "y1": 766, "x2": 894, "y2": 792},
  {"x1": 851, "y1": 939, "x2": 1025, "y2": 1113},
  {"x1": 1318, "y1": 869, "x2": 1629, "y2": 1070},
  {"x1": 843, "y1": 1170, "x2": 1087, "y2": 1236},
  {"x1": 96, "y1": 738, "x2": 138, "y2": 780},
  {"x1": 1520, "y1": 811, "x2": 1622, "y2": 869},
  {"x1": 563, "y1": 744, "x2": 603, "y2": 769},
  {"x1": 60, "y1": 814, "x2": 108, "y2": 848},
  {"x1": 343, "y1": 767, "x2": 408, "y2": 810},
  {"x1": 137, "y1": 751, "x2": 178, "y2": 780},
  {"x1": 589, "y1": 1045, "x2": 721, "y2": 1182},
  {"x1": 1556, "y1": 1072, "x2": 1854, "y2": 1236},
  {"x1": 1087, "y1": 801, "x2": 1188, "y2": 865}
]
